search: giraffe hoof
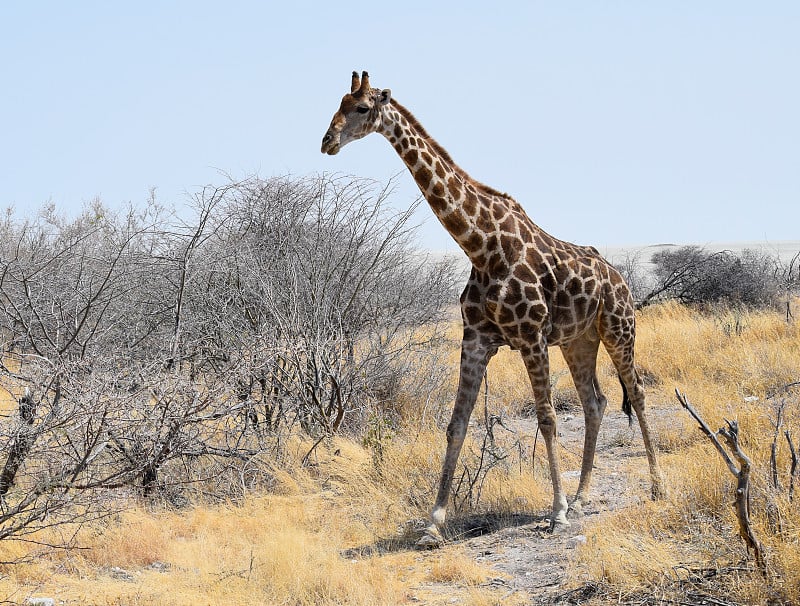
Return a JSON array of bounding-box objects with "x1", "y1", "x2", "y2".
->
[
  {"x1": 651, "y1": 483, "x2": 668, "y2": 501},
  {"x1": 567, "y1": 501, "x2": 584, "y2": 519},
  {"x1": 547, "y1": 517, "x2": 571, "y2": 533},
  {"x1": 415, "y1": 525, "x2": 444, "y2": 549}
]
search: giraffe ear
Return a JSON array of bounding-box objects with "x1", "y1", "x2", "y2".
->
[{"x1": 379, "y1": 89, "x2": 392, "y2": 105}]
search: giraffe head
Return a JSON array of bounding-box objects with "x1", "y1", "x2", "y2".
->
[{"x1": 321, "y1": 71, "x2": 392, "y2": 155}]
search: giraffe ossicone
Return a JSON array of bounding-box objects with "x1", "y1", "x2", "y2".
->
[{"x1": 321, "y1": 71, "x2": 666, "y2": 547}]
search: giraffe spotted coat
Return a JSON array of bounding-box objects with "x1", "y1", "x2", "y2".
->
[{"x1": 322, "y1": 71, "x2": 665, "y2": 547}]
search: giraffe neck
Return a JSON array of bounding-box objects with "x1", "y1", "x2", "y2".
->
[{"x1": 379, "y1": 100, "x2": 529, "y2": 273}]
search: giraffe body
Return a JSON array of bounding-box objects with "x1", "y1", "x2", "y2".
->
[{"x1": 322, "y1": 72, "x2": 665, "y2": 546}]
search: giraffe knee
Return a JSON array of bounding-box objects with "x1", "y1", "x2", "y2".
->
[
  {"x1": 630, "y1": 372, "x2": 646, "y2": 400},
  {"x1": 445, "y1": 418, "x2": 468, "y2": 444},
  {"x1": 583, "y1": 401, "x2": 603, "y2": 423},
  {"x1": 574, "y1": 378, "x2": 605, "y2": 424},
  {"x1": 629, "y1": 386, "x2": 646, "y2": 413},
  {"x1": 536, "y1": 408, "x2": 557, "y2": 436}
]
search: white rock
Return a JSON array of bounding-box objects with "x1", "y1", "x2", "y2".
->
[{"x1": 568, "y1": 534, "x2": 588, "y2": 549}]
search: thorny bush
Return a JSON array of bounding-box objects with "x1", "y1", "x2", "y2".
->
[{"x1": 0, "y1": 175, "x2": 461, "y2": 544}]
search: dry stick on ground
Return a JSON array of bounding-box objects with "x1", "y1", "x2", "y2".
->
[
  {"x1": 786, "y1": 430, "x2": 798, "y2": 502},
  {"x1": 675, "y1": 389, "x2": 767, "y2": 576},
  {"x1": 769, "y1": 400, "x2": 785, "y2": 491},
  {"x1": 767, "y1": 383, "x2": 800, "y2": 502}
]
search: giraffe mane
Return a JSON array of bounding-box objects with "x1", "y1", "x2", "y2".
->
[{"x1": 389, "y1": 99, "x2": 512, "y2": 200}]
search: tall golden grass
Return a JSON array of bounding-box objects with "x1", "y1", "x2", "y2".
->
[
  {"x1": 0, "y1": 301, "x2": 797, "y2": 604},
  {"x1": 572, "y1": 301, "x2": 800, "y2": 602}
]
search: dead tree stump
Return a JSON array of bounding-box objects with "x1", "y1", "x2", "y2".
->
[{"x1": 675, "y1": 389, "x2": 767, "y2": 576}]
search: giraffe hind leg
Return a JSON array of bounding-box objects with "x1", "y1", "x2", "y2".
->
[
  {"x1": 618, "y1": 374, "x2": 633, "y2": 426},
  {"x1": 611, "y1": 351, "x2": 667, "y2": 500},
  {"x1": 561, "y1": 336, "x2": 606, "y2": 518}
]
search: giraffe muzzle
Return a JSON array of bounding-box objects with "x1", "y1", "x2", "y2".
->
[{"x1": 321, "y1": 131, "x2": 340, "y2": 155}]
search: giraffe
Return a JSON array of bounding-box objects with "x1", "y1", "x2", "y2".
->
[{"x1": 321, "y1": 71, "x2": 666, "y2": 547}]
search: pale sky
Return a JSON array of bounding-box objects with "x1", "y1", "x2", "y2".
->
[{"x1": 2, "y1": 2, "x2": 798, "y2": 251}]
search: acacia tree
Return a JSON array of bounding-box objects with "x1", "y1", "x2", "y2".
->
[
  {"x1": 189, "y1": 175, "x2": 461, "y2": 437},
  {"x1": 638, "y1": 246, "x2": 782, "y2": 308}
]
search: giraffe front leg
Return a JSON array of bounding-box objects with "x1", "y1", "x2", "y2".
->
[
  {"x1": 522, "y1": 340, "x2": 569, "y2": 530},
  {"x1": 417, "y1": 337, "x2": 495, "y2": 548}
]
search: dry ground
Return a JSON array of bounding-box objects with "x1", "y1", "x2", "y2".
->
[
  {"x1": 1, "y1": 301, "x2": 799, "y2": 605},
  {"x1": 408, "y1": 409, "x2": 661, "y2": 604}
]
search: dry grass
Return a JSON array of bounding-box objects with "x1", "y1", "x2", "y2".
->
[
  {"x1": 426, "y1": 549, "x2": 490, "y2": 586},
  {"x1": 568, "y1": 301, "x2": 800, "y2": 603},
  {"x1": 0, "y1": 432, "x2": 526, "y2": 605},
  {"x1": 0, "y1": 301, "x2": 799, "y2": 604}
]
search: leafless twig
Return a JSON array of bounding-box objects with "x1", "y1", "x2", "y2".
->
[{"x1": 786, "y1": 430, "x2": 798, "y2": 502}]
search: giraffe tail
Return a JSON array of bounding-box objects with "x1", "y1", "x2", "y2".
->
[{"x1": 618, "y1": 375, "x2": 633, "y2": 427}]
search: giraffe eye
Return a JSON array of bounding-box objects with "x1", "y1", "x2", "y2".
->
[{"x1": 356, "y1": 106, "x2": 370, "y2": 114}]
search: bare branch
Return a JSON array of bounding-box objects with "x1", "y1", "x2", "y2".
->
[
  {"x1": 675, "y1": 389, "x2": 737, "y2": 475},
  {"x1": 676, "y1": 389, "x2": 766, "y2": 575},
  {"x1": 786, "y1": 431, "x2": 798, "y2": 502}
]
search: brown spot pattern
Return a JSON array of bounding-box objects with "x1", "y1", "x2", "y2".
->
[
  {"x1": 416, "y1": 166, "x2": 432, "y2": 190},
  {"x1": 323, "y1": 84, "x2": 658, "y2": 518}
]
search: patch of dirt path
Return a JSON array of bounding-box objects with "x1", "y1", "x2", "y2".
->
[{"x1": 411, "y1": 407, "x2": 669, "y2": 604}]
